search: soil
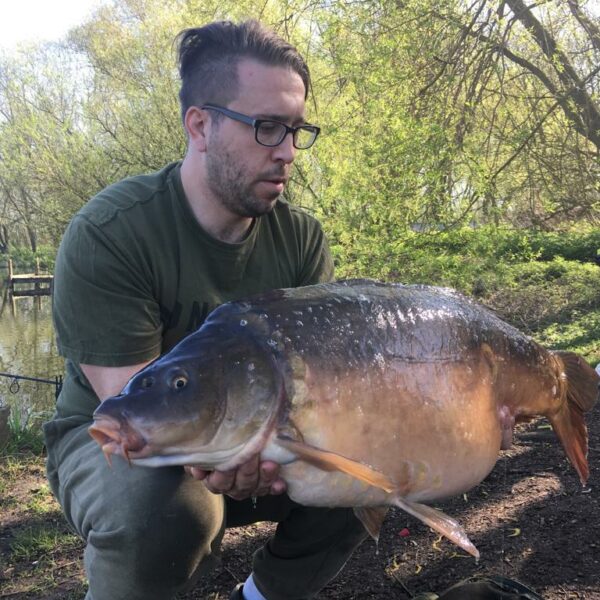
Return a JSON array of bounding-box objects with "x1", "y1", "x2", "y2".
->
[{"x1": 1, "y1": 409, "x2": 599, "y2": 599}]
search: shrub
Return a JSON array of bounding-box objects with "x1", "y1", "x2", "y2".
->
[{"x1": 7, "y1": 245, "x2": 56, "y2": 272}]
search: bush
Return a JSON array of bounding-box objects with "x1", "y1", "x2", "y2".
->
[
  {"x1": 509, "y1": 230, "x2": 600, "y2": 263},
  {"x1": 0, "y1": 405, "x2": 49, "y2": 456},
  {"x1": 484, "y1": 258, "x2": 599, "y2": 333},
  {"x1": 333, "y1": 225, "x2": 599, "y2": 362},
  {"x1": 7, "y1": 245, "x2": 56, "y2": 272}
]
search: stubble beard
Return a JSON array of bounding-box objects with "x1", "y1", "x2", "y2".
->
[{"x1": 206, "y1": 145, "x2": 282, "y2": 219}]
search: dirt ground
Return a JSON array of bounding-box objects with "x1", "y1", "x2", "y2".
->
[{"x1": 1, "y1": 408, "x2": 599, "y2": 599}]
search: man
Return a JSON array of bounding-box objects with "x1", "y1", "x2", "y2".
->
[{"x1": 44, "y1": 19, "x2": 367, "y2": 600}]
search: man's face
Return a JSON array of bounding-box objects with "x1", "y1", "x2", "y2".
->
[{"x1": 204, "y1": 59, "x2": 307, "y2": 219}]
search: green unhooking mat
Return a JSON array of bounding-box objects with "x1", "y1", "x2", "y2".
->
[{"x1": 414, "y1": 576, "x2": 544, "y2": 600}]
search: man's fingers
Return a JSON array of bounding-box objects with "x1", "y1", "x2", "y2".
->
[
  {"x1": 185, "y1": 466, "x2": 209, "y2": 481},
  {"x1": 247, "y1": 461, "x2": 285, "y2": 497},
  {"x1": 204, "y1": 469, "x2": 236, "y2": 494},
  {"x1": 193, "y1": 456, "x2": 286, "y2": 499},
  {"x1": 269, "y1": 478, "x2": 287, "y2": 495},
  {"x1": 259, "y1": 461, "x2": 279, "y2": 485},
  {"x1": 225, "y1": 455, "x2": 260, "y2": 499}
]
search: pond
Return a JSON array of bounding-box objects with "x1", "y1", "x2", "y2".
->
[{"x1": 0, "y1": 268, "x2": 64, "y2": 422}]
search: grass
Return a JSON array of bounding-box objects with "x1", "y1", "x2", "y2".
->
[
  {"x1": 27, "y1": 483, "x2": 58, "y2": 515},
  {"x1": 1, "y1": 405, "x2": 50, "y2": 456},
  {"x1": 10, "y1": 523, "x2": 80, "y2": 563},
  {"x1": 1, "y1": 450, "x2": 87, "y2": 598}
]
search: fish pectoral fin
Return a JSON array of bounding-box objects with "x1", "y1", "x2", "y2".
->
[
  {"x1": 393, "y1": 496, "x2": 480, "y2": 559},
  {"x1": 354, "y1": 507, "x2": 389, "y2": 542},
  {"x1": 275, "y1": 436, "x2": 395, "y2": 493}
]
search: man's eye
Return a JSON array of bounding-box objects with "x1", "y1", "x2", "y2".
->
[{"x1": 260, "y1": 122, "x2": 280, "y2": 132}]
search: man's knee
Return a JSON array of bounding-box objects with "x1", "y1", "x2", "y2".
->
[
  {"x1": 49, "y1": 423, "x2": 225, "y2": 599},
  {"x1": 85, "y1": 487, "x2": 224, "y2": 597}
]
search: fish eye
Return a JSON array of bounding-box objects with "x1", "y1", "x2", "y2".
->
[{"x1": 171, "y1": 375, "x2": 188, "y2": 390}]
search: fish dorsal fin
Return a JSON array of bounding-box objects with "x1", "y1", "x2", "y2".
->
[
  {"x1": 393, "y1": 496, "x2": 479, "y2": 559},
  {"x1": 275, "y1": 436, "x2": 395, "y2": 493},
  {"x1": 353, "y1": 507, "x2": 390, "y2": 542}
]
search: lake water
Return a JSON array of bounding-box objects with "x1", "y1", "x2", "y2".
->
[{"x1": 0, "y1": 268, "x2": 64, "y2": 421}]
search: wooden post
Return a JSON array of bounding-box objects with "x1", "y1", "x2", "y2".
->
[
  {"x1": 0, "y1": 283, "x2": 8, "y2": 318},
  {"x1": 7, "y1": 258, "x2": 13, "y2": 286},
  {"x1": 34, "y1": 258, "x2": 41, "y2": 308},
  {"x1": 7, "y1": 258, "x2": 15, "y2": 315}
]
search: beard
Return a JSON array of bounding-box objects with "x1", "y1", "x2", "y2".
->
[{"x1": 205, "y1": 142, "x2": 284, "y2": 219}]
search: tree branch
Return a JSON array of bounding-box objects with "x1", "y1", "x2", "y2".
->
[
  {"x1": 505, "y1": 0, "x2": 600, "y2": 149},
  {"x1": 567, "y1": 0, "x2": 600, "y2": 53}
]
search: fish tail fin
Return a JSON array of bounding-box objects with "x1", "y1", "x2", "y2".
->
[
  {"x1": 550, "y1": 351, "x2": 599, "y2": 486},
  {"x1": 555, "y1": 351, "x2": 599, "y2": 413}
]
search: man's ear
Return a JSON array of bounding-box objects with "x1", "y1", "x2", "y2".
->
[{"x1": 184, "y1": 106, "x2": 209, "y2": 152}]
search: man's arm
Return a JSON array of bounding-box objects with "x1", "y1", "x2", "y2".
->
[{"x1": 81, "y1": 361, "x2": 156, "y2": 401}]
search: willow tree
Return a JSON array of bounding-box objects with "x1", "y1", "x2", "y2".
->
[
  {"x1": 1, "y1": 0, "x2": 597, "y2": 262},
  {"x1": 0, "y1": 44, "x2": 108, "y2": 247},
  {"x1": 415, "y1": 0, "x2": 600, "y2": 226}
]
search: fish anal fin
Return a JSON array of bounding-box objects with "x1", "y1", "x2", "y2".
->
[
  {"x1": 276, "y1": 436, "x2": 395, "y2": 493},
  {"x1": 393, "y1": 496, "x2": 479, "y2": 559},
  {"x1": 354, "y1": 507, "x2": 389, "y2": 542}
]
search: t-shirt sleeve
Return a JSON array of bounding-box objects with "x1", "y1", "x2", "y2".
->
[
  {"x1": 53, "y1": 214, "x2": 163, "y2": 366},
  {"x1": 297, "y1": 218, "x2": 335, "y2": 285}
]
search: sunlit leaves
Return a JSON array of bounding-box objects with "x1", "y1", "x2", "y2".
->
[{"x1": 0, "y1": 0, "x2": 597, "y2": 274}]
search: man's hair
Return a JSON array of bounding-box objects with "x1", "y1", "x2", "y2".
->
[{"x1": 176, "y1": 20, "x2": 311, "y2": 122}]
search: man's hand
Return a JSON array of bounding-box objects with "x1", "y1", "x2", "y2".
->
[{"x1": 185, "y1": 454, "x2": 286, "y2": 500}]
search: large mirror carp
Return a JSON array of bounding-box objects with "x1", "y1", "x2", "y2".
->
[{"x1": 89, "y1": 280, "x2": 599, "y2": 557}]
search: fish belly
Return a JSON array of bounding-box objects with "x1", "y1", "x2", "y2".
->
[{"x1": 283, "y1": 356, "x2": 503, "y2": 506}]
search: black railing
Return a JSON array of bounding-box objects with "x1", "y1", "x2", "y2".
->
[{"x1": 0, "y1": 372, "x2": 63, "y2": 400}]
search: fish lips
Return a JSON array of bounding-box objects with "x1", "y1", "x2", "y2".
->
[{"x1": 89, "y1": 413, "x2": 149, "y2": 462}]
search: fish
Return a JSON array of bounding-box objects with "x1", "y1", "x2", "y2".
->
[{"x1": 89, "y1": 279, "x2": 599, "y2": 558}]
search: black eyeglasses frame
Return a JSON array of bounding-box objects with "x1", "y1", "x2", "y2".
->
[{"x1": 201, "y1": 103, "x2": 320, "y2": 149}]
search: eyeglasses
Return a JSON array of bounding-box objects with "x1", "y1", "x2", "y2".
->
[{"x1": 201, "y1": 104, "x2": 320, "y2": 149}]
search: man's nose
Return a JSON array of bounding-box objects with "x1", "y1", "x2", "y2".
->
[{"x1": 271, "y1": 132, "x2": 297, "y2": 163}]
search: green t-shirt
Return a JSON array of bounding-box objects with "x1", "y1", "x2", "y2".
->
[{"x1": 52, "y1": 161, "x2": 333, "y2": 420}]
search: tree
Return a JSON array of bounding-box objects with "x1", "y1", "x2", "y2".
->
[
  {"x1": 419, "y1": 0, "x2": 600, "y2": 226},
  {"x1": 0, "y1": 0, "x2": 597, "y2": 272}
]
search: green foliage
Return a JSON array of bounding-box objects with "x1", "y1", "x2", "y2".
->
[
  {"x1": 1, "y1": 406, "x2": 50, "y2": 456},
  {"x1": 538, "y1": 310, "x2": 600, "y2": 365},
  {"x1": 328, "y1": 225, "x2": 600, "y2": 363},
  {"x1": 2, "y1": 0, "x2": 598, "y2": 251},
  {"x1": 486, "y1": 258, "x2": 599, "y2": 338},
  {"x1": 509, "y1": 230, "x2": 600, "y2": 263},
  {"x1": 8, "y1": 245, "x2": 56, "y2": 271}
]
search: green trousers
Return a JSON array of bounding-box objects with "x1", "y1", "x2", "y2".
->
[{"x1": 44, "y1": 417, "x2": 367, "y2": 600}]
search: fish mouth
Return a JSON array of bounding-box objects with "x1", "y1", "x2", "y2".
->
[{"x1": 89, "y1": 415, "x2": 148, "y2": 465}]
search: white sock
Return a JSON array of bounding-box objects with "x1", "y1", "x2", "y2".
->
[{"x1": 241, "y1": 573, "x2": 267, "y2": 600}]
